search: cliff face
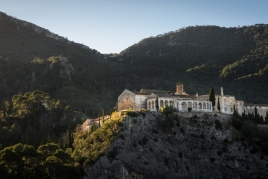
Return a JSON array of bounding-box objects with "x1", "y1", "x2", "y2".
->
[{"x1": 84, "y1": 112, "x2": 268, "y2": 178}]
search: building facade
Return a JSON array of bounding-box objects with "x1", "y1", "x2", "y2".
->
[{"x1": 117, "y1": 83, "x2": 268, "y2": 120}]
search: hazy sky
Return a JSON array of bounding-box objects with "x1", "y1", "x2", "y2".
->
[{"x1": 1, "y1": 0, "x2": 268, "y2": 54}]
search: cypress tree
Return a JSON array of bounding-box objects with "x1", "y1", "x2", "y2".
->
[
  {"x1": 68, "y1": 123, "x2": 73, "y2": 148},
  {"x1": 217, "y1": 97, "x2": 220, "y2": 111},
  {"x1": 155, "y1": 96, "x2": 159, "y2": 112},
  {"x1": 209, "y1": 86, "x2": 216, "y2": 108}
]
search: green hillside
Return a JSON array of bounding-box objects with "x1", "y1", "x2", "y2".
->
[
  {"x1": 1, "y1": 11, "x2": 268, "y2": 117},
  {"x1": 110, "y1": 25, "x2": 268, "y2": 103}
]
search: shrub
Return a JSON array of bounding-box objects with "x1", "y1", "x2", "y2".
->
[
  {"x1": 232, "y1": 117, "x2": 242, "y2": 129},
  {"x1": 215, "y1": 120, "x2": 222, "y2": 130},
  {"x1": 119, "y1": 134, "x2": 125, "y2": 140},
  {"x1": 178, "y1": 152, "x2": 183, "y2": 158},
  {"x1": 209, "y1": 158, "x2": 215, "y2": 162},
  {"x1": 223, "y1": 139, "x2": 229, "y2": 144},
  {"x1": 180, "y1": 128, "x2": 185, "y2": 134},
  {"x1": 126, "y1": 111, "x2": 138, "y2": 117},
  {"x1": 152, "y1": 128, "x2": 158, "y2": 134},
  {"x1": 241, "y1": 121, "x2": 258, "y2": 138},
  {"x1": 107, "y1": 147, "x2": 118, "y2": 160},
  {"x1": 139, "y1": 111, "x2": 146, "y2": 117},
  {"x1": 142, "y1": 136, "x2": 148, "y2": 145}
]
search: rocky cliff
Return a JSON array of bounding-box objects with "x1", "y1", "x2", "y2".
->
[{"x1": 83, "y1": 112, "x2": 268, "y2": 178}]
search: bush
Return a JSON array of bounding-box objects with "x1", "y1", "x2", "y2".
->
[
  {"x1": 180, "y1": 128, "x2": 185, "y2": 134},
  {"x1": 232, "y1": 117, "x2": 242, "y2": 129},
  {"x1": 141, "y1": 136, "x2": 148, "y2": 145},
  {"x1": 157, "y1": 116, "x2": 174, "y2": 131},
  {"x1": 107, "y1": 147, "x2": 118, "y2": 160},
  {"x1": 152, "y1": 128, "x2": 158, "y2": 134},
  {"x1": 119, "y1": 134, "x2": 125, "y2": 140},
  {"x1": 215, "y1": 120, "x2": 222, "y2": 130},
  {"x1": 178, "y1": 152, "x2": 183, "y2": 158},
  {"x1": 241, "y1": 121, "x2": 258, "y2": 138},
  {"x1": 126, "y1": 111, "x2": 138, "y2": 117},
  {"x1": 209, "y1": 158, "x2": 215, "y2": 162}
]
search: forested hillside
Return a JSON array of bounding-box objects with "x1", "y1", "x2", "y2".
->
[
  {"x1": 1, "y1": 11, "x2": 268, "y2": 178},
  {"x1": 110, "y1": 25, "x2": 268, "y2": 103},
  {"x1": 1, "y1": 11, "x2": 268, "y2": 117}
]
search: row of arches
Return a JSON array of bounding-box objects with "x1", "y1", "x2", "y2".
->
[
  {"x1": 180, "y1": 102, "x2": 211, "y2": 110},
  {"x1": 147, "y1": 99, "x2": 212, "y2": 111},
  {"x1": 148, "y1": 99, "x2": 174, "y2": 110}
]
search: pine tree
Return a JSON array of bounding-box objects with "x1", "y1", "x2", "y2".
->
[{"x1": 209, "y1": 86, "x2": 216, "y2": 108}]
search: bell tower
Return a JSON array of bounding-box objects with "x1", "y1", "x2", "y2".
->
[{"x1": 175, "y1": 82, "x2": 184, "y2": 94}]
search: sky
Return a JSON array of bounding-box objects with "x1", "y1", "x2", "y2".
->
[{"x1": 1, "y1": 0, "x2": 268, "y2": 54}]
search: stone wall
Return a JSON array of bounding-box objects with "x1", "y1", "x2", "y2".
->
[{"x1": 175, "y1": 111, "x2": 232, "y2": 120}]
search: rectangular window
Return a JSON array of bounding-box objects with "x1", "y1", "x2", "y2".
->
[
  {"x1": 230, "y1": 108, "x2": 233, "y2": 112},
  {"x1": 230, "y1": 99, "x2": 232, "y2": 103},
  {"x1": 224, "y1": 107, "x2": 227, "y2": 112},
  {"x1": 224, "y1": 99, "x2": 226, "y2": 103},
  {"x1": 140, "y1": 98, "x2": 142, "y2": 102}
]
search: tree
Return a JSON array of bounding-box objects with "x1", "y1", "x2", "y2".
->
[
  {"x1": 37, "y1": 143, "x2": 60, "y2": 160},
  {"x1": 2, "y1": 99, "x2": 10, "y2": 118},
  {"x1": 233, "y1": 105, "x2": 239, "y2": 118},
  {"x1": 217, "y1": 97, "x2": 220, "y2": 111},
  {"x1": 161, "y1": 106, "x2": 174, "y2": 117},
  {"x1": 209, "y1": 86, "x2": 216, "y2": 109},
  {"x1": 155, "y1": 96, "x2": 159, "y2": 112}
]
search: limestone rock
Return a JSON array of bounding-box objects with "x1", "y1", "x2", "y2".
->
[{"x1": 84, "y1": 112, "x2": 268, "y2": 178}]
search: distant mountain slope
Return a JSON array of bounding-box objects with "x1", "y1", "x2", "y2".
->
[
  {"x1": 0, "y1": 11, "x2": 100, "y2": 60},
  {"x1": 110, "y1": 25, "x2": 268, "y2": 103},
  {"x1": 0, "y1": 11, "x2": 118, "y2": 115},
  {"x1": 1, "y1": 11, "x2": 268, "y2": 114}
]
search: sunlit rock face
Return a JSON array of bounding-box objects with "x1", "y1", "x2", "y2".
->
[{"x1": 84, "y1": 112, "x2": 268, "y2": 179}]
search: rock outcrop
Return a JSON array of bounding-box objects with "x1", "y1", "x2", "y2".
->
[{"x1": 83, "y1": 112, "x2": 268, "y2": 178}]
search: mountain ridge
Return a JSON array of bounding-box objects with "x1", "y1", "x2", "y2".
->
[{"x1": 1, "y1": 11, "x2": 268, "y2": 115}]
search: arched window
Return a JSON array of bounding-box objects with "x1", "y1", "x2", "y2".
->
[
  {"x1": 207, "y1": 103, "x2": 209, "y2": 109},
  {"x1": 148, "y1": 101, "x2": 151, "y2": 110},
  {"x1": 188, "y1": 102, "x2": 192, "y2": 108},
  {"x1": 152, "y1": 101, "x2": 155, "y2": 109},
  {"x1": 165, "y1": 100, "x2": 168, "y2": 106},
  {"x1": 199, "y1": 102, "x2": 202, "y2": 109},
  {"x1": 160, "y1": 100, "x2": 164, "y2": 108},
  {"x1": 182, "y1": 102, "x2": 187, "y2": 110},
  {"x1": 169, "y1": 100, "x2": 173, "y2": 107},
  {"x1": 193, "y1": 102, "x2": 197, "y2": 109},
  {"x1": 203, "y1": 102, "x2": 206, "y2": 109}
]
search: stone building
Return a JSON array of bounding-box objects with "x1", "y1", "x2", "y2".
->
[
  {"x1": 118, "y1": 83, "x2": 212, "y2": 112},
  {"x1": 117, "y1": 83, "x2": 268, "y2": 119},
  {"x1": 199, "y1": 87, "x2": 244, "y2": 115},
  {"x1": 117, "y1": 89, "x2": 171, "y2": 111},
  {"x1": 147, "y1": 83, "x2": 212, "y2": 112},
  {"x1": 244, "y1": 104, "x2": 268, "y2": 119}
]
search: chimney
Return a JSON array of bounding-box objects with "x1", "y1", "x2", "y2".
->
[{"x1": 221, "y1": 87, "x2": 224, "y2": 96}]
